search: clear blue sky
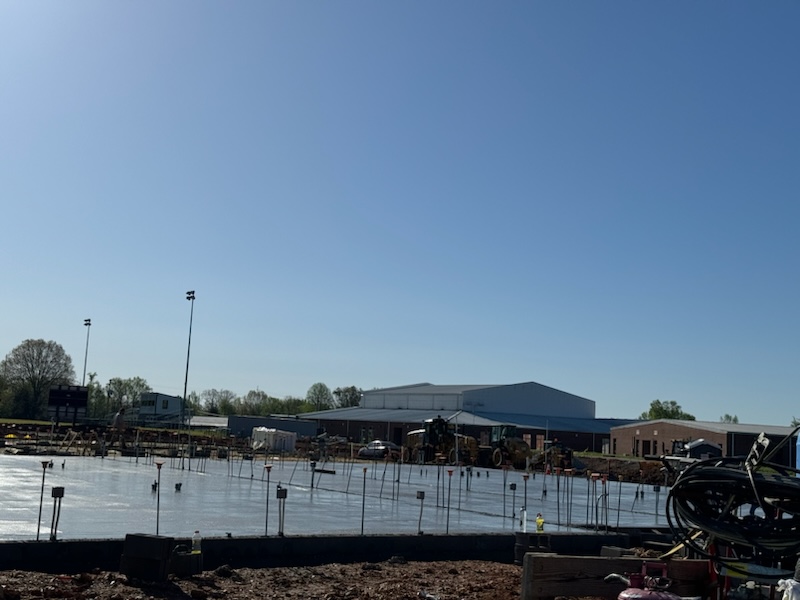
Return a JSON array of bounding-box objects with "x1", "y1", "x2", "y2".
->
[{"x1": 2, "y1": 2, "x2": 798, "y2": 425}]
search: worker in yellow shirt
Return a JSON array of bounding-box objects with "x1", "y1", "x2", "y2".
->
[{"x1": 535, "y1": 512, "x2": 545, "y2": 532}]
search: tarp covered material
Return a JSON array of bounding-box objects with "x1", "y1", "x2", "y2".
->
[{"x1": 251, "y1": 427, "x2": 297, "y2": 451}]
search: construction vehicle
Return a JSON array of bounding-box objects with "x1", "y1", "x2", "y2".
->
[
  {"x1": 481, "y1": 425, "x2": 533, "y2": 469},
  {"x1": 296, "y1": 431, "x2": 350, "y2": 462},
  {"x1": 407, "y1": 415, "x2": 478, "y2": 465},
  {"x1": 515, "y1": 438, "x2": 573, "y2": 472}
]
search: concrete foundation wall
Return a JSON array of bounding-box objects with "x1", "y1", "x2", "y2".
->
[
  {"x1": 0, "y1": 531, "x2": 655, "y2": 575},
  {"x1": 0, "y1": 534, "x2": 515, "y2": 574}
]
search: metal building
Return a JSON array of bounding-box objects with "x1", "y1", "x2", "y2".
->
[{"x1": 304, "y1": 381, "x2": 637, "y2": 453}]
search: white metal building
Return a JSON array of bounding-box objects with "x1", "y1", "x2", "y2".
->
[{"x1": 304, "y1": 381, "x2": 635, "y2": 452}]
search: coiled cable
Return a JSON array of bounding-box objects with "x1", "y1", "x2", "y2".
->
[{"x1": 666, "y1": 427, "x2": 800, "y2": 566}]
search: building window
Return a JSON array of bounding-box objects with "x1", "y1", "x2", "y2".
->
[{"x1": 162, "y1": 399, "x2": 169, "y2": 410}]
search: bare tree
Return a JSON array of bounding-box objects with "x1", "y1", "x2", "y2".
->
[{"x1": 199, "y1": 388, "x2": 239, "y2": 414}]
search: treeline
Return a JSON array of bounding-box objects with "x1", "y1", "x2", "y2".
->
[
  {"x1": 188, "y1": 384, "x2": 362, "y2": 417},
  {"x1": 0, "y1": 339, "x2": 362, "y2": 421}
]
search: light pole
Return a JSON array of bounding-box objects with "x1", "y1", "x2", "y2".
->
[
  {"x1": 36, "y1": 460, "x2": 49, "y2": 541},
  {"x1": 182, "y1": 291, "x2": 195, "y2": 430},
  {"x1": 82, "y1": 319, "x2": 91, "y2": 386},
  {"x1": 155, "y1": 459, "x2": 165, "y2": 535}
]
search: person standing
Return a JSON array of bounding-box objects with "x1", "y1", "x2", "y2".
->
[{"x1": 535, "y1": 512, "x2": 545, "y2": 532}]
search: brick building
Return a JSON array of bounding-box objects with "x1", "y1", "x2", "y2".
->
[{"x1": 610, "y1": 419, "x2": 797, "y2": 468}]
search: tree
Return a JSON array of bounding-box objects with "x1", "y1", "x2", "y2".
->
[
  {"x1": 720, "y1": 414, "x2": 739, "y2": 424},
  {"x1": 185, "y1": 390, "x2": 201, "y2": 417},
  {"x1": 333, "y1": 386, "x2": 363, "y2": 408},
  {"x1": 306, "y1": 382, "x2": 334, "y2": 411},
  {"x1": 217, "y1": 395, "x2": 238, "y2": 416},
  {"x1": 639, "y1": 399, "x2": 695, "y2": 421},
  {"x1": 282, "y1": 395, "x2": 315, "y2": 414},
  {"x1": 238, "y1": 389, "x2": 284, "y2": 416},
  {"x1": 0, "y1": 372, "x2": 13, "y2": 418},
  {"x1": 0, "y1": 339, "x2": 75, "y2": 419},
  {"x1": 85, "y1": 372, "x2": 110, "y2": 419},
  {"x1": 105, "y1": 376, "x2": 152, "y2": 411},
  {"x1": 199, "y1": 389, "x2": 239, "y2": 414}
]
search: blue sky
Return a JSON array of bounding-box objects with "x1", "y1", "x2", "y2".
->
[{"x1": 2, "y1": 2, "x2": 798, "y2": 425}]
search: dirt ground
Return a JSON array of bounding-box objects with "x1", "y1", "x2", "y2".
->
[
  {"x1": 574, "y1": 456, "x2": 663, "y2": 484},
  {"x1": 0, "y1": 560, "x2": 526, "y2": 600}
]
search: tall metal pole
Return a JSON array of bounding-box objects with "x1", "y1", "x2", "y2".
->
[
  {"x1": 36, "y1": 461, "x2": 49, "y2": 541},
  {"x1": 82, "y1": 319, "x2": 91, "y2": 386},
  {"x1": 182, "y1": 291, "x2": 195, "y2": 430}
]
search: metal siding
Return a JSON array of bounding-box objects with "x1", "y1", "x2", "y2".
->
[
  {"x1": 363, "y1": 392, "x2": 461, "y2": 411},
  {"x1": 431, "y1": 394, "x2": 460, "y2": 411},
  {"x1": 407, "y1": 395, "x2": 434, "y2": 410}
]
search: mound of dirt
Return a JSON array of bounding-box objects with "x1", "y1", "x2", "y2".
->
[
  {"x1": 0, "y1": 560, "x2": 523, "y2": 600},
  {"x1": 571, "y1": 456, "x2": 663, "y2": 484}
]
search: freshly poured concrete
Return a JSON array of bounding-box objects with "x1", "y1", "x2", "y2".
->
[{"x1": 0, "y1": 453, "x2": 668, "y2": 541}]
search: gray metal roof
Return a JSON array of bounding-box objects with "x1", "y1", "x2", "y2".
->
[
  {"x1": 302, "y1": 407, "x2": 633, "y2": 434},
  {"x1": 364, "y1": 383, "x2": 497, "y2": 395},
  {"x1": 478, "y1": 412, "x2": 639, "y2": 434},
  {"x1": 301, "y1": 407, "x2": 503, "y2": 427}
]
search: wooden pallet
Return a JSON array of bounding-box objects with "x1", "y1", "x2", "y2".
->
[{"x1": 521, "y1": 553, "x2": 710, "y2": 600}]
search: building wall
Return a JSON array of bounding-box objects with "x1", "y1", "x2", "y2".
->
[
  {"x1": 362, "y1": 392, "x2": 461, "y2": 411},
  {"x1": 612, "y1": 420, "x2": 798, "y2": 469},
  {"x1": 138, "y1": 393, "x2": 183, "y2": 416},
  {"x1": 133, "y1": 393, "x2": 184, "y2": 426},
  {"x1": 228, "y1": 415, "x2": 318, "y2": 439},
  {"x1": 610, "y1": 421, "x2": 726, "y2": 457},
  {"x1": 609, "y1": 421, "x2": 785, "y2": 460}
]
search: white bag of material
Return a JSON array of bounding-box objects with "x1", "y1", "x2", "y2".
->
[
  {"x1": 777, "y1": 579, "x2": 800, "y2": 600},
  {"x1": 251, "y1": 428, "x2": 297, "y2": 452}
]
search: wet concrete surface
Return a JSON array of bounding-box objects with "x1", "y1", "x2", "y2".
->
[{"x1": 0, "y1": 452, "x2": 669, "y2": 541}]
